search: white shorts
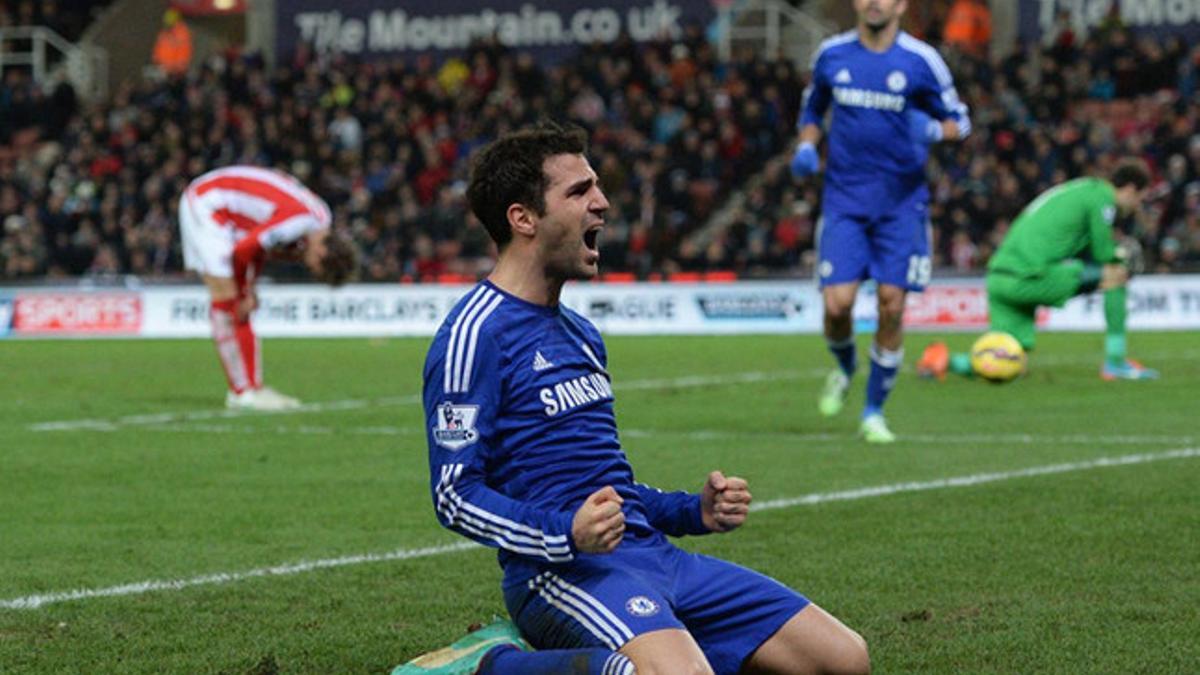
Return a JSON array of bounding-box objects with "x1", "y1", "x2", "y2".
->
[{"x1": 179, "y1": 194, "x2": 238, "y2": 278}]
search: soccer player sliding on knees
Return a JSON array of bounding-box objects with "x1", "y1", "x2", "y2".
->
[{"x1": 398, "y1": 122, "x2": 869, "y2": 675}]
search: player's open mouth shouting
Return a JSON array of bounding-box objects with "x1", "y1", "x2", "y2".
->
[{"x1": 583, "y1": 222, "x2": 602, "y2": 262}]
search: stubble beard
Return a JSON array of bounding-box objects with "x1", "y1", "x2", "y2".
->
[
  {"x1": 859, "y1": 2, "x2": 896, "y2": 34},
  {"x1": 541, "y1": 233, "x2": 594, "y2": 284},
  {"x1": 863, "y1": 15, "x2": 893, "y2": 34}
]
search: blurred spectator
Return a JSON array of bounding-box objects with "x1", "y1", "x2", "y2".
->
[
  {"x1": 942, "y1": 0, "x2": 991, "y2": 59},
  {"x1": 0, "y1": 0, "x2": 109, "y2": 41},
  {"x1": 1179, "y1": 44, "x2": 1200, "y2": 100},
  {"x1": 328, "y1": 106, "x2": 363, "y2": 155},
  {"x1": 151, "y1": 8, "x2": 192, "y2": 77}
]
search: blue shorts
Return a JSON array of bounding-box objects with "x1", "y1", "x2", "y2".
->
[
  {"x1": 817, "y1": 203, "x2": 932, "y2": 291},
  {"x1": 503, "y1": 538, "x2": 809, "y2": 675}
]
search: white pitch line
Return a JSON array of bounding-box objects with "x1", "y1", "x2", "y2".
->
[
  {"x1": 3, "y1": 446, "x2": 1197, "y2": 611},
  {"x1": 26, "y1": 370, "x2": 812, "y2": 433},
  {"x1": 137, "y1": 423, "x2": 419, "y2": 436},
  {"x1": 749, "y1": 447, "x2": 1200, "y2": 511},
  {"x1": 119, "y1": 422, "x2": 1196, "y2": 449},
  {"x1": 621, "y1": 429, "x2": 1198, "y2": 447},
  {"x1": 0, "y1": 542, "x2": 476, "y2": 610},
  {"x1": 27, "y1": 396, "x2": 416, "y2": 432},
  {"x1": 25, "y1": 345, "x2": 1200, "y2": 433}
]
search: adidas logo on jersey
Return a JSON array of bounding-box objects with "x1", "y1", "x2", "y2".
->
[
  {"x1": 834, "y1": 68, "x2": 852, "y2": 84},
  {"x1": 532, "y1": 351, "x2": 554, "y2": 372}
]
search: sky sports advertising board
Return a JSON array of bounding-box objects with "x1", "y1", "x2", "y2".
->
[{"x1": 2, "y1": 277, "x2": 1200, "y2": 338}]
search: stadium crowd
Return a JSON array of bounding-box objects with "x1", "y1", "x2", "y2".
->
[
  {"x1": 2, "y1": 9, "x2": 1200, "y2": 282},
  {"x1": 0, "y1": 0, "x2": 110, "y2": 44}
]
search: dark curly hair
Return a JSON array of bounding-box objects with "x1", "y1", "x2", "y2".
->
[
  {"x1": 466, "y1": 121, "x2": 589, "y2": 248},
  {"x1": 316, "y1": 231, "x2": 358, "y2": 287},
  {"x1": 1110, "y1": 157, "x2": 1151, "y2": 190}
]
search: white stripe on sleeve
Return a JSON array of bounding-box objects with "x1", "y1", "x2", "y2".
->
[
  {"x1": 459, "y1": 293, "x2": 504, "y2": 394},
  {"x1": 443, "y1": 286, "x2": 490, "y2": 393},
  {"x1": 434, "y1": 464, "x2": 573, "y2": 562}
]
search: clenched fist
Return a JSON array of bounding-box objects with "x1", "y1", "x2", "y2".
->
[
  {"x1": 572, "y1": 486, "x2": 625, "y2": 554},
  {"x1": 701, "y1": 470, "x2": 751, "y2": 533}
]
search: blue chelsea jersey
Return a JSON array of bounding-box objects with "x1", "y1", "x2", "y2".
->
[
  {"x1": 422, "y1": 281, "x2": 707, "y2": 587},
  {"x1": 799, "y1": 30, "x2": 971, "y2": 217}
]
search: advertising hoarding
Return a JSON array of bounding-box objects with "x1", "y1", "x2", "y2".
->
[
  {"x1": 276, "y1": 0, "x2": 718, "y2": 64},
  {"x1": 10, "y1": 292, "x2": 142, "y2": 336},
  {"x1": 3, "y1": 276, "x2": 1198, "y2": 339},
  {"x1": 1019, "y1": 0, "x2": 1200, "y2": 43}
]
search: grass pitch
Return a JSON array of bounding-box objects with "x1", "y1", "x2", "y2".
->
[{"x1": 0, "y1": 332, "x2": 1197, "y2": 673}]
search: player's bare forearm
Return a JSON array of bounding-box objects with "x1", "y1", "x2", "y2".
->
[
  {"x1": 235, "y1": 289, "x2": 258, "y2": 321},
  {"x1": 799, "y1": 124, "x2": 823, "y2": 146},
  {"x1": 941, "y1": 119, "x2": 964, "y2": 142},
  {"x1": 232, "y1": 262, "x2": 258, "y2": 318}
]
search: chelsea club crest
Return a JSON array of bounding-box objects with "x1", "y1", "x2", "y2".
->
[{"x1": 625, "y1": 596, "x2": 660, "y2": 617}]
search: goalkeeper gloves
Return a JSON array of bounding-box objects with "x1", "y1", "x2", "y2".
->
[
  {"x1": 1114, "y1": 237, "x2": 1145, "y2": 276},
  {"x1": 790, "y1": 142, "x2": 819, "y2": 178}
]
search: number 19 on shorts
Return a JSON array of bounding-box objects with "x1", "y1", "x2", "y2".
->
[{"x1": 907, "y1": 255, "x2": 931, "y2": 287}]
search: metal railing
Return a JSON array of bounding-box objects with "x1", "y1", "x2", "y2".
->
[
  {"x1": 0, "y1": 25, "x2": 108, "y2": 100},
  {"x1": 716, "y1": 0, "x2": 835, "y2": 65}
]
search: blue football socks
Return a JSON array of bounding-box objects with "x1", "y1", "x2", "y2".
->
[
  {"x1": 828, "y1": 336, "x2": 857, "y2": 378},
  {"x1": 481, "y1": 645, "x2": 635, "y2": 675},
  {"x1": 864, "y1": 344, "x2": 903, "y2": 418}
]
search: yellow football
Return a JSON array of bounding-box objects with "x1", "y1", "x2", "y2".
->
[{"x1": 970, "y1": 331, "x2": 1027, "y2": 383}]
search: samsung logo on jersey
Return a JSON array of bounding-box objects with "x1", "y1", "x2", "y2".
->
[
  {"x1": 833, "y1": 87, "x2": 905, "y2": 112},
  {"x1": 540, "y1": 372, "x2": 614, "y2": 416}
]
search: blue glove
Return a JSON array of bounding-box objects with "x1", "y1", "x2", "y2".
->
[
  {"x1": 790, "y1": 142, "x2": 819, "y2": 178},
  {"x1": 907, "y1": 109, "x2": 944, "y2": 145}
]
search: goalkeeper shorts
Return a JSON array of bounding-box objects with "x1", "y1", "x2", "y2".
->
[{"x1": 986, "y1": 261, "x2": 1087, "y2": 350}]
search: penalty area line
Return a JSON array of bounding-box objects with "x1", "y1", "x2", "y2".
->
[
  {"x1": 0, "y1": 542, "x2": 476, "y2": 610},
  {"x1": 125, "y1": 423, "x2": 1196, "y2": 449},
  {"x1": 26, "y1": 370, "x2": 812, "y2": 432},
  {"x1": 751, "y1": 447, "x2": 1200, "y2": 511},
  {"x1": 2, "y1": 447, "x2": 1197, "y2": 611},
  {"x1": 22, "y1": 347, "x2": 1200, "y2": 433}
]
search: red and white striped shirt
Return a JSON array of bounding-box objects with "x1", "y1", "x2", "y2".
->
[{"x1": 185, "y1": 165, "x2": 331, "y2": 287}]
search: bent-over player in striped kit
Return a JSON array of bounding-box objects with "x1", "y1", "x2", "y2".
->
[{"x1": 179, "y1": 165, "x2": 356, "y2": 410}]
